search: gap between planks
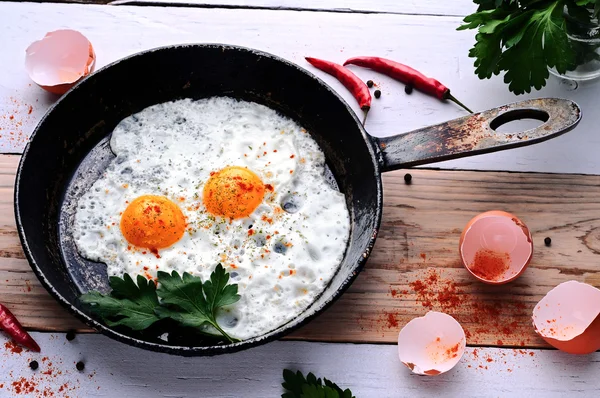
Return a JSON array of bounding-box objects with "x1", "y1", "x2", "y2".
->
[{"x1": 1, "y1": 154, "x2": 600, "y2": 348}]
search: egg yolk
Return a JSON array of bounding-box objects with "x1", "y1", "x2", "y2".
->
[
  {"x1": 203, "y1": 166, "x2": 265, "y2": 219},
  {"x1": 120, "y1": 195, "x2": 186, "y2": 252}
]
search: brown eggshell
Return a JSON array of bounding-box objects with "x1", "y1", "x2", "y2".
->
[
  {"x1": 533, "y1": 280, "x2": 600, "y2": 354},
  {"x1": 25, "y1": 29, "x2": 96, "y2": 95},
  {"x1": 459, "y1": 210, "x2": 533, "y2": 285}
]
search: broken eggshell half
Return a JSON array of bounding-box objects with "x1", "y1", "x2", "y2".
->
[
  {"x1": 398, "y1": 311, "x2": 466, "y2": 376},
  {"x1": 459, "y1": 210, "x2": 533, "y2": 285},
  {"x1": 533, "y1": 280, "x2": 600, "y2": 355},
  {"x1": 25, "y1": 29, "x2": 96, "y2": 95}
]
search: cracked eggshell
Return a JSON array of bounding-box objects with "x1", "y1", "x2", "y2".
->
[
  {"x1": 398, "y1": 311, "x2": 466, "y2": 376},
  {"x1": 25, "y1": 29, "x2": 96, "y2": 95},
  {"x1": 459, "y1": 210, "x2": 533, "y2": 285},
  {"x1": 533, "y1": 280, "x2": 600, "y2": 354}
]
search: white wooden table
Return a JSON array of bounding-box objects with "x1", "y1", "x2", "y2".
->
[{"x1": 1, "y1": 1, "x2": 600, "y2": 397}]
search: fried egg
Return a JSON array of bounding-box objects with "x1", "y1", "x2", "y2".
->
[{"x1": 73, "y1": 97, "x2": 351, "y2": 340}]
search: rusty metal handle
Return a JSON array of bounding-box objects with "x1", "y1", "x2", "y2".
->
[{"x1": 374, "y1": 98, "x2": 582, "y2": 172}]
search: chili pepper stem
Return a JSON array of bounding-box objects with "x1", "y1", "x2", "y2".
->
[
  {"x1": 447, "y1": 94, "x2": 473, "y2": 114},
  {"x1": 361, "y1": 109, "x2": 370, "y2": 126}
]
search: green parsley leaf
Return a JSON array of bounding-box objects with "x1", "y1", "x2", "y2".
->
[
  {"x1": 79, "y1": 274, "x2": 160, "y2": 330},
  {"x1": 281, "y1": 370, "x2": 355, "y2": 398},
  {"x1": 79, "y1": 264, "x2": 241, "y2": 343},
  {"x1": 155, "y1": 264, "x2": 240, "y2": 343},
  {"x1": 282, "y1": 369, "x2": 308, "y2": 398},
  {"x1": 323, "y1": 378, "x2": 354, "y2": 398},
  {"x1": 500, "y1": 2, "x2": 577, "y2": 93},
  {"x1": 300, "y1": 384, "x2": 339, "y2": 398},
  {"x1": 459, "y1": 0, "x2": 581, "y2": 94}
]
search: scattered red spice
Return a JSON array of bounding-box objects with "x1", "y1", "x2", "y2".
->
[
  {"x1": 11, "y1": 377, "x2": 36, "y2": 394},
  {"x1": 385, "y1": 312, "x2": 399, "y2": 328},
  {"x1": 486, "y1": 357, "x2": 494, "y2": 363},
  {"x1": 401, "y1": 269, "x2": 533, "y2": 346},
  {"x1": 445, "y1": 342, "x2": 460, "y2": 359},
  {"x1": 390, "y1": 289, "x2": 397, "y2": 297},
  {"x1": 4, "y1": 341, "x2": 23, "y2": 354},
  {"x1": 420, "y1": 253, "x2": 426, "y2": 260},
  {"x1": 0, "y1": 97, "x2": 35, "y2": 149},
  {"x1": 248, "y1": 229, "x2": 255, "y2": 236},
  {"x1": 427, "y1": 272, "x2": 438, "y2": 284},
  {"x1": 468, "y1": 249, "x2": 510, "y2": 281}
]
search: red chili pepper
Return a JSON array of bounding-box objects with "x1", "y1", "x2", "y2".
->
[
  {"x1": 305, "y1": 57, "x2": 371, "y2": 124},
  {"x1": 343, "y1": 56, "x2": 473, "y2": 113},
  {"x1": 0, "y1": 303, "x2": 41, "y2": 352}
]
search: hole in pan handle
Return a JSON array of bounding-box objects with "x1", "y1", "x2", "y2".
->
[{"x1": 373, "y1": 98, "x2": 582, "y2": 172}]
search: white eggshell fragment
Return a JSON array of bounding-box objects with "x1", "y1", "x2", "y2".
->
[
  {"x1": 532, "y1": 280, "x2": 600, "y2": 354},
  {"x1": 398, "y1": 311, "x2": 466, "y2": 375},
  {"x1": 25, "y1": 29, "x2": 95, "y2": 95}
]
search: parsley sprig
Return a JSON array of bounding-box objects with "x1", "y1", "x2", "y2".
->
[
  {"x1": 459, "y1": 0, "x2": 600, "y2": 94},
  {"x1": 79, "y1": 264, "x2": 241, "y2": 343},
  {"x1": 282, "y1": 369, "x2": 355, "y2": 398}
]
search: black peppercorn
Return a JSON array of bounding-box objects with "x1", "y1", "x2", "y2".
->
[
  {"x1": 374, "y1": 90, "x2": 381, "y2": 99},
  {"x1": 544, "y1": 237, "x2": 551, "y2": 246},
  {"x1": 366, "y1": 80, "x2": 374, "y2": 88},
  {"x1": 76, "y1": 361, "x2": 85, "y2": 372},
  {"x1": 66, "y1": 330, "x2": 76, "y2": 341},
  {"x1": 405, "y1": 84, "x2": 413, "y2": 94},
  {"x1": 404, "y1": 173, "x2": 412, "y2": 184},
  {"x1": 29, "y1": 360, "x2": 39, "y2": 370}
]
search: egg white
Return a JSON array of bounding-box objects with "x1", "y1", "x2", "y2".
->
[{"x1": 73, "y1": 97, "x2": 351, "y2": 340}]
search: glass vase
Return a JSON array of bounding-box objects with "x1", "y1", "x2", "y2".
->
[{"x1": 549, "y1": 6, "x2": 600, "y2": 81}]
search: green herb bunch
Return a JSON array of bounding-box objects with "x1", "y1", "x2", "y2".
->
[
  {"x1": 282, "y1": 370, "x2": 355, "y2": 398},
  {"x1": 459, "y1": 0, "x2": 600, "y2": 94},
  {"x1": 79, "y1": 263, "x2": 241, "y2": 343}
]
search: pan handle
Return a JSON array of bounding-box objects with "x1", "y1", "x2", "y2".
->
[{"x1": 372, "y1": 98, "x2": 581, "y2": 172}]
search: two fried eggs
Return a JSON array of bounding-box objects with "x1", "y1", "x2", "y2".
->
[{"x1": 73, "y1": 97, "x2": 351, "y2": 340}]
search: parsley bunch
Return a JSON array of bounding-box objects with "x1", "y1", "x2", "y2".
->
[
  {"x1": 282, "y1": 370, "x2": 355, "y2": 398},
  {"x1": 459, "y1": 0, "x2": 600, "y2": 94},
  {"x1": 79, "y1": 264, "x2": 241, "y2": 343}
]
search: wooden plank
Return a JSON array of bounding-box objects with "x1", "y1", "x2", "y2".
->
[
  {"x1": 1, "y1": 335, "x2": 599, "y2": 398},
  {"x1": 0, "y1": 156, "x2": 88, "y2": 332},
  {"x1": 2, "y1": 154, "x2": 600, "y2": 348},
  {"x1": 111, "y1": 0, "x2": 477, "y2": 16},
  {"x1": 2, "y1": 2, "x2": 599, "y2": 175}
]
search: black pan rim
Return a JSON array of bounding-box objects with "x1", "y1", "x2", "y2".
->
[{"x1": 14, "y1": 43, "x2": 384, "y2": 355}]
